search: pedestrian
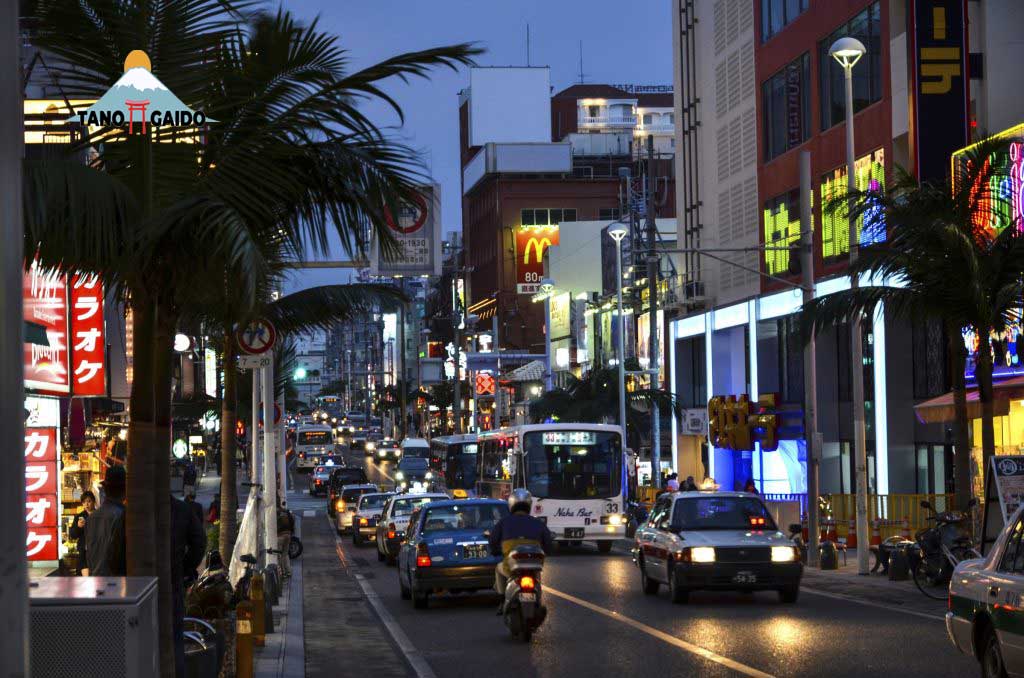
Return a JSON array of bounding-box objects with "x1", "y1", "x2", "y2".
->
[
  {"x1": 743, "y1": 478, "x2": 759, "y2": 494},
  {"x1": 182, "y1": 459, "x2": 197, "y2": 497},
  {"x1": 170, "y1": 495, "x2": 206, "y2": 678},
  {"x1": 276, "y1": 500, "x2": 295, "y2": 578},
  {"x1": 665, "y1": 477, "x2": 680, "y2": 492},
  {"x1": 684, "y1": 475, "x2": 698, "y2": 491},
  {"x1": 185, "y1": 493, "x2": 204, "y2": 527},
  {"x1": 206, "y1": 493, "x2": 221, "y2": 525},
  {"x1": 82, "y1": 466, "x2": 126, "y2": 576},
  {"x1": 67, "y1": 490, "x2": 96, "y2": 574}
]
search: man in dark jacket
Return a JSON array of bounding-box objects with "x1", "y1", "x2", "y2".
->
[
  {"x1": 83, "y1": 467, "x2": 127, "y2": 576},
  {"x1": 171, "y1": 494, "x2": 206, "y2": 678},
  {"x1": 488, "y1": 489, "x2": 553, "y2": 599}
]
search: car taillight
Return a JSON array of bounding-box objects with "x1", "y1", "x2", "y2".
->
[
  {"x1": 519, "y1": 575, "x2": 536, "y2": 591},
  {"x1": 335, "y1": 500, "x2": 345, "y2": 512},
  {"x1": 416, "y1": 543, "x2": 432, "y2": 568},
  {"x1": 749, "y1": 516, "x2": 766, "y2": 528},
  {"x1": 359, "y1": 517, "x2": 368, "y2": 525},
  {"x1": 387, "y1": 522, "x2": 397, "y2": 540}
]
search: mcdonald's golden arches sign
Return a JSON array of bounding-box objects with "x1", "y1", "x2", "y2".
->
[{"x1": 515, "y1": 226, "x2": 560, "y2": 294}]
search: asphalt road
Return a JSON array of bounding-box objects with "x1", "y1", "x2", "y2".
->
[{"x1": 293, "y1": 449, "x2": 981, "y2": 678}]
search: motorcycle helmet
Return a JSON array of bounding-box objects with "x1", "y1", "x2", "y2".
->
[{"x1": 508, "y1": 488, "x2": 533, "y2": 514}]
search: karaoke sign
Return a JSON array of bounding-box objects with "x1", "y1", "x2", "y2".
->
[{"x1": 68, "y1": 50, "x2": 210, "y2": 134}]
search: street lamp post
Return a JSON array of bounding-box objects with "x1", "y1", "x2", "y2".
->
[
  {"x1": 541, "y1": 278, "x2": 554, "y2": 391},
  {"x1": 609, "y1": 225, "x2": 629, "y2": 441},
  {"x1": 830, "y1": 36, "x2": 870, "y2": 575}
]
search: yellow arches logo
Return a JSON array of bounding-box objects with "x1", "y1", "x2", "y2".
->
[{"x1": 522, "y1": 237, "x2": 553, "y2": 264}]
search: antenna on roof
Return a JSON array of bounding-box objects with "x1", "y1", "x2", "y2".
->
[
  {"x1": 526, "y1": 24, "x2": 531, "y2": 67},
  {"x1": 577, "y1": 41, "x2": 586, "y2": 84}
]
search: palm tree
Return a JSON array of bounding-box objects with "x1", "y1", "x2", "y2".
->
[
  {"x1": 24, "y1": 2, "x2": 479, "y2": 673},
  {"x1": 801, "y1": 137, "x2": 1023, "y2": 510}
]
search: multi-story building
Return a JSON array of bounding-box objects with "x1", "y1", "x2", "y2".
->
[
  {"x1": 669, "y1": 0, "x2": 1022, "y2": 495},
  {"x1": 459, "y1": 68, "x2": 676, "y2": 354}
]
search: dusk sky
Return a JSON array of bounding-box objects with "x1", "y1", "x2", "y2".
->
[{"x1": 282, "y1": 0, "x2": 673, "y2": 292}]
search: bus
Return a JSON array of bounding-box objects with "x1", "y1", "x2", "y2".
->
[
  {"x1": 295, "y1": 424, "x2": 335, "y2": 471},
  {"x1": 430, "y1": 434, "x2": 478, "y2": 497},
  {"x1": 476, "y1": 423, "x2": 627, "y2": 552}
]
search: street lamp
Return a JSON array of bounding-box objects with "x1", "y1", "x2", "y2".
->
[
  {"x1": 609, "y1": 224, "x2": 629, "y2": 438},
  {"x1": 830, "y1": 35, "x2": 870, "y2": 575},
  {"x1": 541, "y1": 278, "x2": 554, "y2": 391}
]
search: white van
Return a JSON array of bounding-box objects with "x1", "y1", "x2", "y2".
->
[{"x1": 400, "y1": 437, "x2": 430, "y2": 460}]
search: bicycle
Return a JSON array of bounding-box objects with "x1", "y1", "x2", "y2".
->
[{"x1": 912, "y1": 498, "x2": 980, "y2": 600}]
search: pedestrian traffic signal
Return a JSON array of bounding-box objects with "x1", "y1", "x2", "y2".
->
[{"x1": 707, "y1": 393, "x2": 782, "y2": 451}]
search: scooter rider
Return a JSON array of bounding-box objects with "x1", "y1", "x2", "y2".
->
[{"x1": 489, "y1": 489, "x2": 554, "y2": 598}]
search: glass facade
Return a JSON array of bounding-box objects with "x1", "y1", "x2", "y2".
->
[
  {"x1": 762, "y1": 53, "x2": 811, "y2": 161},
  {"x1": 761, "y1": 0, "x2": 809, "y2": 42},
  {"x1": 819, "y1": 2, "x2": 883, "y2": 130}
]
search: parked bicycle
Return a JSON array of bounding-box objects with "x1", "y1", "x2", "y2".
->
[{"x1": 912, "y1": 498, "x2": 980, "y2": 600}]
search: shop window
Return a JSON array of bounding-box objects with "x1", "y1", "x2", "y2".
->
[
  {"x1": 762, "y1": 53, "x2": 811, "y2": 161},
  {"x1": 820, "y1": 148, "x2": 886, "y2": 261},
  {"x1": 819, "y1": 2, "x2": 882, "y2": 130}
]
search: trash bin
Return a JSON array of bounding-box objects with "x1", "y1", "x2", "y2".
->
[
  {"x1": 819, "y1": 541, "x2": 839, "y2": 570},
  {"x1": 888, "y1": 544, "x2": 911, "y2": 581}
]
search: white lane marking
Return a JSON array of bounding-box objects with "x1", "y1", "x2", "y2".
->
[
  {"x1": 330, "y1": 521, "x2": 436, "y2": 678},
  {"x1": 303, "y1": 510, "x2": 315, "y2": 518},
  {"x1": 800, "y1": 586, "x2": 944, "y2": 622},
  {"x1": 545, "y1": 587, "x2": 776, "y2": 678},
  {"x1": 369, "y1": 460, "x2": 394, "y2": 482}
]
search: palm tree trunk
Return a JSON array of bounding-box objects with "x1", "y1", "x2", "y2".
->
[
  {"x1": 152, "y1": 301, "x2": 176, "y2": 678},
  {"x1": 126, "y1": 294, "x2": 157, "y2": 577},
  {"x1": 947, "y1": 327, "x2": 972, "y2": 511},
  {"x1": 219, "y1": 332, "x2": 239, "y2": 562},
  {"x1": 976, "y1": 333, "x2": 997, "y2": 471}
]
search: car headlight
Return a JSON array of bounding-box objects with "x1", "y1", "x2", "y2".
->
[
  {"x1": 335, "y1": 500, "x2": 345, "y2": 512},
  {"x1": 607, "y1": 514, "x2": 623, "y2": 526},
  {"x1": 359, "y1": 517, "x2": 368, "y2": 525},
  {"x1": 400, "y1": 482, "x2": 407, "y2": 489},
  {"x1": 771, "y1": 546, "x2": 798, "y2": 563},
  {"x1": 690, "y1": 547, "x2": 715, "y2": 563},
  {"x1": 425, "y1": 471, "x2": 433, "y2": 479},
  {"x1": 367, "y1": 442, "x2": 376, "y2": 451},
  {"x1": 349, "y1": 426, "x2": 356, "y2": 433},
  {"x1": 378, "y1": 450, "x2": 386, "y2": 457},
  {"x1": 396, "y1": 472, "x2": 404, "y2": 480}
]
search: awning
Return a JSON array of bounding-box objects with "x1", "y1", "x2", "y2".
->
[
  {"x1": 913, "y1": 375, "x2": 1024, "y2": 423},
  {"x1": 501, "y1": 359, "x2": 546, "y2": 383}
]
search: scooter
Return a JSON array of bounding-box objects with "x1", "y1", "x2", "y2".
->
[{"x1": 502, "y1": 544, "x2": 548, "y2": 642}]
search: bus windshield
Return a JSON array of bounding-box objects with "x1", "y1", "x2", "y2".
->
[
  {"x1": 445, "y1": 443, "x2": 477, "y2": 489},
  {"x1": 298, "y1": 430, "x2": 330, "y2": 445},
  {"x1": 523, "y1": 430, "x2": 621, "y2": 500}
]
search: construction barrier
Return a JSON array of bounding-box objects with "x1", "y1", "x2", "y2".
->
[{"x1": 847, "y1": 518, "x2": 857, "y2": 548}]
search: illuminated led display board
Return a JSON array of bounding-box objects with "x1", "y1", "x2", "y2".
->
[
  {"x1": 763, "y1": 188, "x2": 803, "y2": 276},
  {"x1": 951, "y1": 122, "x2": 1024, "y2": 237},
  {"x1": 820, "y1": 148, "x2": 886, "y2": 260}
]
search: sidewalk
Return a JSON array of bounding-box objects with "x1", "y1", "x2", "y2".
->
[
  {"x1": 254, "y1": 516, "x2": 305, "y2": 678},
  {"x1": 801, "y1": 558, "x2": 949, "y2": 618}
]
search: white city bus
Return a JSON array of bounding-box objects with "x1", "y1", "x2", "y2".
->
[
  {"x1": 295, "y1": 423, "x2": 335, "y2": 471},
  {"x1": 476, "y1": 423, "x2": 628, "y2": 553}
]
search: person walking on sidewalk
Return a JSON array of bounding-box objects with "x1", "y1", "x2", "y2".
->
[
  {"x1": 277, "y1": 501, "x2": 295, "y2": 578},
  {"x1": 182, "y1": 459, "x2": 198, "y2": 497},
  {"x1": 83, "y1": 467, "x2": 126, "y2": 576},
  {"x1": 171, "y1": 494, "x2": 206, "y2": 678},
  {"x1": 68, "y1": 490, "x2": 96, "y2": 574}
]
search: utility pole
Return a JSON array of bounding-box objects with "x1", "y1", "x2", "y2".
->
[
  {"x1": 1, "y1": 1, "x2": 28, "y2": 671},
  {"x1": 800, "y1": 151, "x2": 822, "y2": 567},
  {"x1": 452, "y1": 273, "x2": 463, "y2": 434},
  {"x1": 645, "y1": 135, "x2": 662, "y2": 487},
  {"x1": 398, "y1": 279, "x2": 408, "y2": 438},
  {"x1": 493, "y1": 314, "x2": 502, "y2": 429},
  {"x1": 261, "y1": 357, "x2": 278, "y2": 569}
]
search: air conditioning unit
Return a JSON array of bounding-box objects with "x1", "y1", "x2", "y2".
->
[{"x1": 30, "y1": 576, "x2": 158, "y2": 678}]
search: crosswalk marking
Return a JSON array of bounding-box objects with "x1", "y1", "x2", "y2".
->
[{"x1": 303, "y1": 510, "x2": 316, "y2": 517}]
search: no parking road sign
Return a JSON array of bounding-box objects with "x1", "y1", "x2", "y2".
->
[{"x1": 237, "y1": 318, "x2": 276, "y2": 355}]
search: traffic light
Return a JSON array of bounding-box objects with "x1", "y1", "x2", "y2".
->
[
  {"x1": 707, "y1": 393, "x2": 781, "y2": 451},
  {"x1": 726, "y1": 395, "x2": 753, "y2": 451}
]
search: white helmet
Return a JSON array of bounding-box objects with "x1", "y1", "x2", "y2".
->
[{"x1": 508, "y1": 488, "x2": 533, "y2": 513}]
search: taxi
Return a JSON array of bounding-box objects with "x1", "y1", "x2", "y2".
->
[
  {"x1": 397, "y1": 499, "x2": 509, "y2": 609},
  {"x1": 633, "y1": 491, "x2": 802, "y2": 604},
  {"x1": 946, "y1": 505, "x2": 1024, "y2": 677},
  {"x1": 351, "y1": 491, "x2": 395, "y2": 546},
  {"x1": 375, "y1": 492, "x2": 448, "y2": 565}
]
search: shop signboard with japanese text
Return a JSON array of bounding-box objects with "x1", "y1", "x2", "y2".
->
[
  {"x1": 370, "y1": 184, "x2": 441, "y2": 276},
  {"x1": 70, "y1": 274, "x2": 106, "y2": 396},
  {"x1": 24, "y1": 263, "x2": 70, "y2": 394},
  {"x1": 24, "y1": 396, "x2": 60, "y2": 562}
]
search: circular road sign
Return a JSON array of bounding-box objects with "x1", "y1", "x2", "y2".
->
[
  {"x1": 258, "y1": 402, "x2": 283, "y2": 425},
  {"x1": 237, "y1": 318, "x2": 277, "y2": 355},
  {"x1": 384, "y1": 191, "x2": 429, "y2": 235}
]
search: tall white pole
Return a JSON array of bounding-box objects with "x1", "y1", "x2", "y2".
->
[
  {"x1": 1, "y1": 0, "x2": 28, "y2": 671},
  {"x1": 251, "y1": 367, "x2": 260, "y2": 484},
  {"x1": 544, "y1": 294, "x2": 553, "y2": 390},
  {"x1": 262, "y1": 358, "x2": 278, "y2": 567},
  {"x1": 801, "y1": 151, "x2": 822, "y2": 567},
  {"x1": 614, "y1": 237, "x2": 628, "y2": 442},
  {"x1": 277, "y1": 390, "x2": 287, "y2": 499},
  {"x1": 845, "y1": 63, "x2": 870, "y2": 575}
]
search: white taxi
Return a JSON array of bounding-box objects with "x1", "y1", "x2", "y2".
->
[
  {"x1": 946, "y1": 506, "x2": 1024, "y2": 677},
  {"x1": 633, "y1": 491, "x2": 802, "y2": 604}
]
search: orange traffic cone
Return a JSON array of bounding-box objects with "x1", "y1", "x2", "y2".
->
[
  {"x1": 870, "y1": 518, "x2": 881, "y2": 546},
  {"x1": 901, "y1": 516, "x2": 911, "y2": 540}
]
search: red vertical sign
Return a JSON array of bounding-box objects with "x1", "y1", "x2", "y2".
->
[
  {"x1": 23, "y1": 263, "x2": 70, "y2": 394},
  {"x1": 25, "y1": 427, "x2": 59, "y2": 561},
  {"x1": 70, "y1": 274, "x2": 106, "y2": 396}
]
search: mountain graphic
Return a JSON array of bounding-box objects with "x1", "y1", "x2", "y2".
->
[{"x1": 68, "y1": 67, "x2": 210, "y2": 122}]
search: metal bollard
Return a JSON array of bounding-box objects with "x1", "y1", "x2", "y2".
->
[
  {"x1": 250, "y1": 571, "x2": 266, "y2": 646},
  {"x1": 819, "y1": 541, "x2": 839, "y2": 570},
  {"x1": 236, "y1": 602, "x2": 255, "y2": 678}
]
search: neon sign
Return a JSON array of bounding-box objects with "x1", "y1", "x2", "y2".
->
[
  {"x1": 821, "y1": 148, "x2": 887, "y2": 260},
  {"x1": 952, "y1": 124, "x2": 1024, "y2": 236}
]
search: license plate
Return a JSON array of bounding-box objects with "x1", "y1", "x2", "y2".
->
[
  {"x1": 564, "y1": 528, "x2": 585, "y2": 539},
  {"x1": 519, "y1": 592, "x2": 536, "y2": 602},
  {"x1": 733, "y1": 571, "x2": 757, "y2": 584},
  {"x1": 463, "y1": 544, "x2": 488, "y2": 559}
]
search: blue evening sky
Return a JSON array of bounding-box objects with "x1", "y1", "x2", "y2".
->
[{"x1": 281, "y1": 0, "x2": 672, "y2": 292}]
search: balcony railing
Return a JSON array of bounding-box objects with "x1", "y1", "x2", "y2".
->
[
  {"x1": 578, "y1": 114, "x2": 637, "y2": 127},
  {"x1": 635, "y1": 122, "x2": 675, "y2": 134}
]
